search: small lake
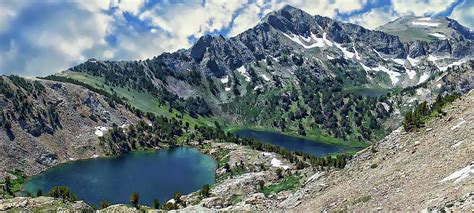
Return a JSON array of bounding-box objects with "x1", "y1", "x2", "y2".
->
[
  {"x1": 233, "y1": 129, "x2": 353, "y2": 156},
  {"x1": 348, "y1": 87, "x2": 390, "y2": 97},
  {"x1": 23, "y1": 147, "x2": 216, "y2": 207}
]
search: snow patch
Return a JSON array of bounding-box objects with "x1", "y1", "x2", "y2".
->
[
  {"x1": 392, "y1": 58, "x2": 405, "y2": 65},
  {"x1": 237, "y1": 66, "x2": 251, "y2": 82},
  {"x1": 407, "y1": 97, "x2": 417, "y2": 103},
  {"x1": 441, "y1": 162, "x2": 474, "y2": 184},
  {"x1": 253, "y1": 85, "x2": 263, "y2": 91},
  {"x1": 417, "y1": 17, "x2": 432, "y2": 21},
  {"x1": 439, "y1": 59, "x2": 467, "y2": 72},
  {"x1": 260, "y1": 74, "x2": 270, "y2": 81},
  {"x1": 406, "y1": 69, "x2": 416, "y2": 79},
  {"x1": 271, "y1": 158, "x2": 289, "y2": 170},
  {"x1": 412, "y1": 21, "x2": 441, "y2": 27},
  {"x1": 360, "y1": 63, "x2": 372, "y2": 72},
  {"x1": 334, "y1": 42, "x2": 355, "y2": 59},
  {"x1": 310, "y1": 33, "x2": 326, "y2": 48},
  {"x1": 429, "y1": 33, "x2": 447, "y2": 40},
  {"x1": 94, "y1": 126, "x2": 108, "y2": 137},
  {"x1": 282, "y1": 32, "x2": 325, "y2": 49},
  {"x1": 326, "y1": 55, "x2": 334, "y2": 60},
  {"x1": 408, "y1": 57, "x2": 420, "y2": 66},
  {"x1": 323, "y1": 33, "x2": 333, "y2": 47},
  {"x1": 353, "y1": 44, "x2": 361, "y2": 60},
  {"x1": 220, "y1": 75, "x2": 229, "y2": 84},
  {"x1": 381, "y1": 102, "x2": 390, "y2": 112},
  {"x1": 271, "y1": 56, "x2": 279, "y2": 62},
  {"x1": 373, "y1": 49, "x2": 385, "y2": 60},
  {"x1": 372, "y1": 65, "x2": 401, "y2": 85},
  {"x1": 417, "y1": 73, "x2": 430, "y2": 85},
  {"x1": 224, "y1": 87, "x2": 232, "y2": 91}
]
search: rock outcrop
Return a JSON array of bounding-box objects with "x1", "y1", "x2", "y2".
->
[
  {"x1": 0, "y1": 77, "x2": 139, "y2": 178},
  {"x1": 290, "y1": 90, "x2": 474, "y2": 211}
]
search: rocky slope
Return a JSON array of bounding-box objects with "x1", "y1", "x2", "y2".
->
[
  {"x1": 288, "y1": 90, "x2": 474, "y2": 211},
  {"x1": 0, "y1": 196, "x2": 93, "y2": 212},
  {"x1": 68, "y1": 5, "x2": 473, "y2": 92},
  {"x1": 0, "y1": 76, "x2": 139, "y2": 178}
]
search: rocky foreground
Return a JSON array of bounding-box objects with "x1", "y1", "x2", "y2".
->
[
  {"x1": 290, "y1": 90, "x2": 474, "y2": 211},
  {"x1": 1, "y1": 92, "x2": 473, "y2": 212}
]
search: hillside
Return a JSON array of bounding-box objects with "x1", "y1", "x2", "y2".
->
[
  {"x1": 3, "y1": 77, "x2": 471, "y2": 212},
  {"x1": 288, "y1": 90, "x2": 474, "y2": 211},
  {"x1": 0, "y1": 76, "x2": 140, "y2": 178},
  {"x1": 57, "y1": 5, "x2": 473, "y2": 147}
]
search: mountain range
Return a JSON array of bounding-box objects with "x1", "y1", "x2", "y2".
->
[
  {"x1": 59, "y1": 5, "x2": 473, "y2": 143},
  {"x1": 1, "y1": 5, "x2": 473, "y2": 211}
]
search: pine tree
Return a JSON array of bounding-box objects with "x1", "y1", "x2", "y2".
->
[
  {"x1": 130, "y1": 192, "x2": 140, "y2": 208},
  {"x1": 152, "y1": 199, "x2": 160, "y2": 209}
]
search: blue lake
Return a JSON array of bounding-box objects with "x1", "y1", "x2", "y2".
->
[
  {"x1": 234, "y1": 129, "x2": 353, "y2": 157},
  {"x1": 23, "y1": 147, "x2": 216, "y2": 207}
]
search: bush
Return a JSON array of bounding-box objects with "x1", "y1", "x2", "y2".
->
[
  {"x1": 100, "y1": 200, "x2": 111, "y2": 209},
  {"x1": 48, "y1": 186, "x2": 77, "y2": 202},
  {"x1": 152, "y1": 199, "x2": 160, "y2": 209},
  {"x1": 36, "y1": 189, "x2": 43, "y2": 197},
  {"x1": 200, "y1": 184, "x2": 210, "y2": 198},
  {"x1": 130, "y1": 192, "x2": 140, "y2": 208},
  {"x1": 403, "y1": 93, "x2": 460, "y2": 132}
]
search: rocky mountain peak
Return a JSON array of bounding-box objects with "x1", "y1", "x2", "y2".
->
[
  {"x1": 378, "y1": 15, "x2": 474, "y2": 42},
  {"x1": 68, "y1": 5, "x2": 473, "y2": 90}
]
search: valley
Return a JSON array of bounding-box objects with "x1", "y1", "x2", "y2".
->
[{"x1": 1, "y1": 4, "x2": 473, "y2": 212}]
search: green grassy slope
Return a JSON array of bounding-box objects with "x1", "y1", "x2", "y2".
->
[{"x1": 57, "y1": 71, "x2": 215, "y2": 128}]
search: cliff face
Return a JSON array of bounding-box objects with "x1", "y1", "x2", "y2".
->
[
  {"x1": 0, "y1": 77, "x2": 139, "y2": 178},
  {"x1": 289, "y1": 90, "x2": 474, "y2": 211}
]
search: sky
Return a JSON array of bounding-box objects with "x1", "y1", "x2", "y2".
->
[{"x1": 0, "y1": 0, "x2": 472, "y2": 77}]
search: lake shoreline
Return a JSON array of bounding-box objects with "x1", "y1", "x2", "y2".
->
[
  {"x1": 225, "y1": 125, "x2": 370, "y2": 149},
  {"x1": 21, "y1": 146, "x2": 218, "y2": 207}
]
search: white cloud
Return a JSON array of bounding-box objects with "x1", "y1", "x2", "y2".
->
[
  {"x1": 1, "y1": 0, "x2": 470, "y2": 77},
  {"x1": 229, "y1": 4, "x2": 262, "y2": 36},
  {"x1": 0, "y1": 1, "x2": 28, "y2": 33},
  {"x1": 280, "y1": 0, "x2": 369, "y2": 17},
  {"x1": 138, "y1": 0, "x2": 248, "y2": 53},
  {"x1": 349, "y1": 7, "x2": 398, "y2": 29},
  {"x1": 450, "y1": 0, "x2": 474, "y2": 29},
  {"x1": 0, "y1": 1, "x2": 112, "y2": 76},
  {"x1": 392, "y1": 0, "x2": 457, "y2": 16},
  {"x1": 115, "y1": 0, "x2": 146, "y2": 15}
]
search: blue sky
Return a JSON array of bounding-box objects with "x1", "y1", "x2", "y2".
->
[{"x1": 0, "y1": 0, "x2": 472, "y2": 76}]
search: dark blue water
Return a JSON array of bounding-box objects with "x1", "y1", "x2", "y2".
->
[
  {"x1": 23, "y1": 147, "x2": 216, "y2": 207},
  {"x1": 234, "y1": 129, "x2": 350, "y2": 157}
]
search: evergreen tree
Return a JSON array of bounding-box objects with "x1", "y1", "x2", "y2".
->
[
  {"x1": 100, "y1": 200, "x2": 111, "y2": 209},
  {"x1": 152, "y1": 199, "x2": 161, "y2": 209},
  {"x1": 36, "y1": 189, "x2": 43, "y2": 197},
  {"x1": 48, "y1": 186, "x2": 77, "y2": 202},
  {"x1": 200, "y1": 184, "x2": 210, "y2": 198},
  {"x1": 130, "y1": 192, "x2": 140, "y2": 208}
]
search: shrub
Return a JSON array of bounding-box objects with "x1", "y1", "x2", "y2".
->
[{"x1": 48, "y1": 186, "x2": 77, "y2": 202}]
